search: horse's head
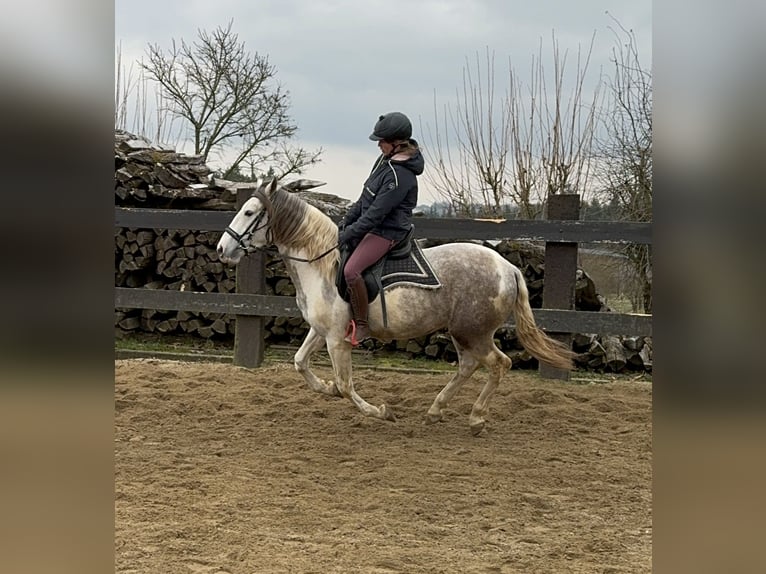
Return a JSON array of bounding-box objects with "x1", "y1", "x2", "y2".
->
[{"x1": 216, "y1": 178, "x2": 276, "y2": 264}]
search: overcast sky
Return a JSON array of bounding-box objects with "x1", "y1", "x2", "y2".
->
[{"x1": 115, "y1": 0, "x2": 651, "y2": 203}]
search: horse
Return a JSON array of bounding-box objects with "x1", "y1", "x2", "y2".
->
[{"x1": 216, "y1": 178, "x2": 576, "y2": 434}]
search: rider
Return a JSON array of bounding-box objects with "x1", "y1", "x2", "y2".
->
[{"x1": 337, "y1": 111, "x2": 425, "y2": 346}]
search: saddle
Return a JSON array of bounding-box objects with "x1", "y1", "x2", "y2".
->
[{"x1": 335, "y1": 226, "x2": 441, "y2": 327}]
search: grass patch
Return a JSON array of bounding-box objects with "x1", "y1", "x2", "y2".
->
[
  {"x1": 115, "y1": 331, "x2": 455, "y2": 372},
  {"x1": 115, "y1": 331, "x2": 233, "y2": 354},
  {"x1": 115, "y1": 331, "x2": 650, "y2": 383}
]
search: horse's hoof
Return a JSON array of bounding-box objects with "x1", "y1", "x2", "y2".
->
[
  {"x1": 380, "y1": 404, "x2": 397, "y2": 422},
  {"x1": 425, "y1": 412, "x2": 443, "y2": 425},
  {"x1": 469, "y1": 420, "x2": 486, "y2": 436}
]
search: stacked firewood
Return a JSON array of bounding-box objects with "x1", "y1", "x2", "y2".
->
[
  {"x1": 115, "y1": 229, "x2": 652, "y2": 372},
  {"x1": 381, "y1": 328, "x2": 652, "y2": 372},
  {"x1": 114, "y1": 129, "x2": 245, "y2": 210}
]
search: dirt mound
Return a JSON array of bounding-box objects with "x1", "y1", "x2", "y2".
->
[{"x1": 115, "y1": 359, "x2": 651, "y2": 573}]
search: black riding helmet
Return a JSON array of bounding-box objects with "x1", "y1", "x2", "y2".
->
[{"x1": 368, "y1": 112, "x2": 412, "y2": 141}]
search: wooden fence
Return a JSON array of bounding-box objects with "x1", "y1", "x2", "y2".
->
[{"x1": 114, "y1": 192, "x2": 652, "y2": 373}]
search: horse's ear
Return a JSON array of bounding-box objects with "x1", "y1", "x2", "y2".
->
[
  {"x1": 269, "y1": 178, "x2": 279, "y2": 194},
  {"x1": 283, "y1": 179, "x2": 326, "y2": 192}
]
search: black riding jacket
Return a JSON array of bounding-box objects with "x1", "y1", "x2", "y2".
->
[{"x1": 340, "y1": 143, "x2": 424, "y2": 244}]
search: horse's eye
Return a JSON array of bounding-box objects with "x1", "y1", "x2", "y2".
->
[{"x1": 244, "y1": 210, "x2": 254, "y2": 217}]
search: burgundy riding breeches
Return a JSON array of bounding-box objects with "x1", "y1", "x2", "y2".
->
[{"x1": 343, "y1": 233, "x2": 397, "y2": 284}]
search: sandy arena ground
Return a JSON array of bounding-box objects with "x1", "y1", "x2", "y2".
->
[{"x1": 115, "y1": 359, "x2": 651, "y2": 573}]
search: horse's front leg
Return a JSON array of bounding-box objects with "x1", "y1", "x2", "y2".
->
[
  {"x1": 294, "y1": 327, "x2": 341, "y2": 396},
  {"x1": 326, "y1": 338, "x2": 396, "y2": 422}
]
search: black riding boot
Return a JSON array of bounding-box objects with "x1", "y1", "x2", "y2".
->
[{"x1": 344, "y1": 275, "x2": 370, "y2": 346}]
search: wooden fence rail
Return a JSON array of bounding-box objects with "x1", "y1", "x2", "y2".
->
[
  {"x1": 115, "y1": 207, "x2": 651, "y2": 244},
  {"x1": 114, "y1": 197, "x2": 652, "y2": 370},
  {"x1": 113, "y1": 287, "x2": 652, "y2": 336}
]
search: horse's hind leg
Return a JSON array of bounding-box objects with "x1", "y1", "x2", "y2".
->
[
  {"x1": 294, "y1": 327, "x2": 341, "y2": 396},
  {"x1": 426, "y1": 339, "x2": 480, "y2": 424},
  {"x1": 468, "y1": 341, "x2": 512, "y2": 435}
]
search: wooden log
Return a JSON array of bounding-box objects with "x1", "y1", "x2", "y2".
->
[
  {"x1": 219, "y1": 278, "x2": 236, "y2": 293},
  {"x1": 118, "y1": 316, "x2": 141, "y2": 330},
  {"x1": 275, "y1": 278, "x2": 296, "y2": 296},
  {"x1": 588, "y1": 340, "x2": 605, "y2": 357},
  {"x1": 119, "y1": 260, "x2": 138, "y2": 273},
  {"x1": 405, "y1": 340, "x2": 423, "y2": 354},
  {"x1": 424, "y1": 344, "x2": 441, "y2": 358},
  {"x1": 176, "y1": 310, "x2": 193, "y2": 322},
  {"x1": 623, "y1": 336, "x2": 644, "y2": 352},
  {"x1": 627, "y1": 348, "x2": 645, "y2": 369},
  {"x1": 155, "y1": 318, "x2": 179, "y2": 333},
  {"x1": 135, "y1": 230, "x2": 154, "y2": 246},
  {"x1": 602, "y1": 335, "x2": 627, "y2": 372},
  {"x1": 132, "y1": 255, "x2": 149, "y2": 269},
  {"x1": 572, "y1": 332, "x2": 596, "y2": 351},
  {"x1": 201, "y1": 312, "x2": 224, "y2": 322},
  {"x1": 509, "y1": 349, "x2": 535, "y2": 367},
  {"x1": 181, "y1": 318, "x2": 203, "y2": 333},
  {"x1": 587, "y1": 355, "x2": 604, "y2": 369},
  {"x1": 638, "y1": 344, "x2": 652, "y2": 370},
  {"x1": 196, "y1": 325, "x2": 215, "y2": 338},
  {"x1": 211, "y1": 318, "x2": 228, "y2": 334},
  {"x1": 124, "y1": 275, "x2": 144, "y2": 288},
  {"x1": 140, "y1": 308, "x2": 158, "y2": 331}
]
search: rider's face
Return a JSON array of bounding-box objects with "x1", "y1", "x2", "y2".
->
[{"x1": 378, "y1": 140, "x2": 395, "y2": 155}]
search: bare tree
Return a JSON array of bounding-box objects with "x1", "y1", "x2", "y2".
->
[
  {"x1": 423, "y1": 33, "x2": 600, "y2": 219},
  {"x1": 424, "y1": 49, "x2": 510, "y2": 218},
  {"x1": 596, "y1": 16, "x2": 652, "y2": 312},
  {"x1": 115, "y1": 43, "x2": 185, "y2": 148},
  {"x1": 141, "y1": 21, "x2": 320, "y2": 179}
]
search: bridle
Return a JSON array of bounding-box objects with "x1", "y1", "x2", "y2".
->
[
  {"x1": 223, "y1": 208, "x2": 269, "y2": 254},
  {"x1": 223, "y1": 192, "x2": 339, "y2": 264}
]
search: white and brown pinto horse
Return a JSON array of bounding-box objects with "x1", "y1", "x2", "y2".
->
[{"x1": 216, "y1": 178, "x2": 575, "y2": 434}]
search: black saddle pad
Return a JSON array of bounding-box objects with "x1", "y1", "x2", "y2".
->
[{"x1": 336, "y1": 240, "x2": 442, "y2": 302}]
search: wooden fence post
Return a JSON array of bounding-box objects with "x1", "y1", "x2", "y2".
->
[
  {"x1": 539, "y1": 193, "x2": 580, "y2": 381},
  {"x1": 233, "y1": 188, "x2": 266, "y2": 368}
]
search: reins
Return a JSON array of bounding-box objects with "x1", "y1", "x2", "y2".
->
[{"x1": 280, "y1": 244, "x2": 340, "y2": 264}]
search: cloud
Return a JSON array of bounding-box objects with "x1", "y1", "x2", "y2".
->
[{"x1": 115, "y1": 0, "x2": 651, "y2": 196}]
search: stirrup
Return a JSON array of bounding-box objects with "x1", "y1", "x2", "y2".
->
[{"x1": 344, "y1": 319, "x2": 365, "y2": 347}]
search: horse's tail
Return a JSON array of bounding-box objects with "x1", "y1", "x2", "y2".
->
[{"x1": 510, "y1": 267, "x2": 576, "y2": 371}]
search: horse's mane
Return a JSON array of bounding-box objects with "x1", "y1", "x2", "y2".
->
[{"x1": 264, "y1": 183, "x2": 340, "y2": 277}]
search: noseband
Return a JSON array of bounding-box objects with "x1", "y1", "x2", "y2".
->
[{"x1": 223, "y1": 208, "x2": 269, "y2": 253}]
